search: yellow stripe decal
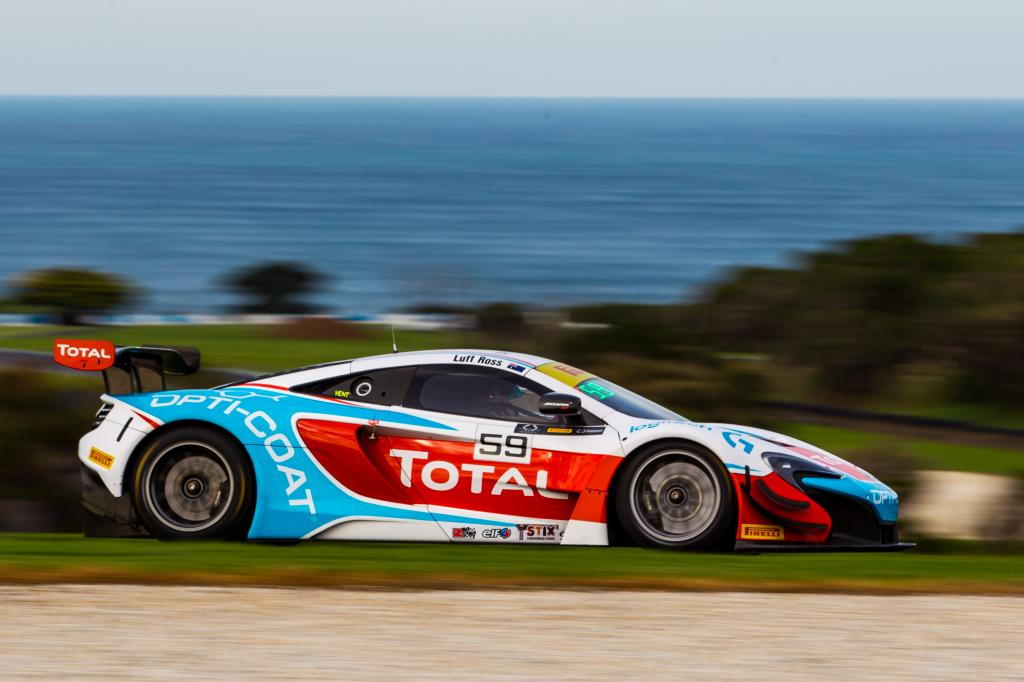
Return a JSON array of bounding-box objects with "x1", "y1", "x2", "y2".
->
[{"x1": 535, "y1": 362, "x2": 595, "y2": 388}]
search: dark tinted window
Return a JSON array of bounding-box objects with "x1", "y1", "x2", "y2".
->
[
  {"x1": 295, "y1": 366, "x2": 416, "y2": 406},
  {"x1": 405, "y1": 365, "x2": 600, "y2": 424}
]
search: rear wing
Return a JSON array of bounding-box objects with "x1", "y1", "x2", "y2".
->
[{"x1": 102, "y1": 345, "x2": 201, "y2": 395}]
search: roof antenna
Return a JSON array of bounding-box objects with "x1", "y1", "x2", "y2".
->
[{"x1": 391, "y1": 324, "x2": 398, "y2": 353}]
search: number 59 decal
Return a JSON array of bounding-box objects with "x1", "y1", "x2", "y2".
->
[{"x1": 474, "y1": 426, "x2": 532, "y2": 464}]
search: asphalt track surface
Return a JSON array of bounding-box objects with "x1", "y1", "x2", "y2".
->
[{"x1": 2, "y1": 586, "x2": 1022, "y2": 680}]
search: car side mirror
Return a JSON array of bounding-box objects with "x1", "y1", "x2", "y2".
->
[{"x1": 539, "y1": 393, "x2": 582, "y2": 416}]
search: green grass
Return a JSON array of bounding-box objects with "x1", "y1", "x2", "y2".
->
[
  {"x1": 782, "y1": 423, "x2": 1024, "y2": 476},
  {"x1": 0, "y1": 534, "x2": 1021, "y2": 593},
  {"x1": 0, "y1": 324, "x2": 67, "y2": 339},
  {"x1": 904, "y1": 403, "x2": 1024, "y2": 431},
  {"x1": 0, "y1": 324, "x2": 468, "y2": 371}
]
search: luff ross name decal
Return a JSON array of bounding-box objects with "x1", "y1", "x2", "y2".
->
[{"x1": 453, "y1": 353, "x2": 504, "y2": 367}]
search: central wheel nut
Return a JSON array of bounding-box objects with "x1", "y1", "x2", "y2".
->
[{"x1": 183, "y1": 478, "x2": 205, "y2": 498}]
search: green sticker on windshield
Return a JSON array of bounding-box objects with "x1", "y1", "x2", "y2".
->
[{"x1": 579, "y1": 380, "x2": 615, "y2": 401}]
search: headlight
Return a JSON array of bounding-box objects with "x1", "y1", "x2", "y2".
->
[{"x1": 761, "y1": 452, "x2": 840, "y2": 488}]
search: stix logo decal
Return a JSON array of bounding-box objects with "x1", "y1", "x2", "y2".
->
[
  {"x1": 88, "y1": 447, "x2": 115, "y2": 470},
  {"x1": 740, "y1": 524, "x2": 784, "y2": 540},
  {"x1": 54, "y1": 339, "x2": 115, "y2": 371},
  {"x1": 516, "y1": 523, "x2": 560, "y2": 542}
]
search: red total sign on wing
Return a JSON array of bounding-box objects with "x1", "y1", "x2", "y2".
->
[{"x1": 53, "y1": 339, "x2": 116, "y2": 371}]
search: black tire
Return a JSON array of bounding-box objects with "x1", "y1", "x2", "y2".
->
[
  {"x1": 131, "y1": 426, "x2": 254, "y2": 540},
  {"x1": 614, "y1": 441, "x2": 734, "y2": 550}
]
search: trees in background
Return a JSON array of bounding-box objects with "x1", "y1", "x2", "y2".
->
[
  {"x1": 701, "y1": 235, "x2": 965, "y2": 394},
  {"x1": 476, "y1": 302, "x2": 528, "y2": 337},
  {"x1": 13, "y1": 268, "x2": 132, "y2": 325},
  {"x1": 6, "y1": 231, "x2": 1023, "y2": 412},
  {"x1": 558, "y1": 230, "x2": 1024, "y2": 412},
  {"x1": 688, "y1": 231, "x2": 1024, "y2": 406},
  {"x1": 7, "y1": 261, "x2": 329, "y2": 320},
  {"x1": 223, "y1": 261, "x2": 327, "y2": 314}
]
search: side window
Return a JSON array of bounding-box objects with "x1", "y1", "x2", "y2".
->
[
  {"x1": 295, "y1": 366, "x2": 416, "y2": 406},
  {"x1": 405, "y1": 365, "x2": 562, "y2": 424}
]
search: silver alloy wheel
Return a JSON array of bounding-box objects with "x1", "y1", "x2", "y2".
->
[
  {"x1": 140, "y1": 441, "x2": 235, "y2": 533},
  {"x1": 629, "y1": 450, "x2": 722, "y2": 543}
]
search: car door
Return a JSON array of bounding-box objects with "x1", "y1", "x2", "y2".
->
[
  {"x1": 291, "y1": 365, "x2": 431, "y2": 509},
  {"x1": 376, "y1": 363, "x2": 624, "y2": 543}
]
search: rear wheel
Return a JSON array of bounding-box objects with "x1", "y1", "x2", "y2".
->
[
  {"x1": 615, "y1": 442, "x2": 734, "y2": 549},
  {"x1": 132, "y1": 427, "x2": 254, "y2": 540}
]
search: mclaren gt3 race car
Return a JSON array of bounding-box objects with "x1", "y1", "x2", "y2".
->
[{"x1": 77, "y1": 345, "x2": 911, "y2": 551}]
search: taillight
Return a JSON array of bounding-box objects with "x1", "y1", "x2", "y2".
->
[{"x1": 92, "y1": 403, "x2": 113, "y2": 430}]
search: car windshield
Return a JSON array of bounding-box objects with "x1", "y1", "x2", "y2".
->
[{"x1": 576, "y1": 377, "x2": 687, "y2": 421}]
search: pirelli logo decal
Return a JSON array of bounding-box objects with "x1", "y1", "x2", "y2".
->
[
  {"x1": 740, "y1": 523, "x2": 784, "y2": 541},
  {"x1": 88, "y1": 447, "x2": 115, "y2": 470}
]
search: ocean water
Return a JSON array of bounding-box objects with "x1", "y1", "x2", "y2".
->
[{"x1": 1, "y1": 98, "x2": 1022, "y2": 314}]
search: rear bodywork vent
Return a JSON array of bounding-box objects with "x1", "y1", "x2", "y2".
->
[{"x1": 92, "y1": 403, "x2": 113, "y2": 430}]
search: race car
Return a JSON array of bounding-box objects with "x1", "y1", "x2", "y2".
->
[{"x1": 77, "y1": 344, "x2": 911, "y2": 551}]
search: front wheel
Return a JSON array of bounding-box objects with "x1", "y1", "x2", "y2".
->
[
  {"x1": 131, "y1": 427, "x2": 254, "y2": 540},
  {"x1": 614, "y1": 442, "x2": 734, "y2": 549}
]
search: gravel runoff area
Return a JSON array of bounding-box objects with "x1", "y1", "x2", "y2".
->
[{"x1": 1, "y1": 585, "x2": 1022, "y2": 680}]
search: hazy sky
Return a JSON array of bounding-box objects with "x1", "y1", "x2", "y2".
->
[{"x1": 1, "y1": 1, "x2": 1022, "y2": 97}]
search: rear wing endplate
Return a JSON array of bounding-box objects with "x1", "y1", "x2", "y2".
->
[{"x1": 102, "y1": 345, "x2": 200, "y2": 395}]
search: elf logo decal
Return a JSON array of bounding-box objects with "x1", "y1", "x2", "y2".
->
[
  {"x1": 482, "y1": 527, "x2": 512, "y2": 539},
  {"x1": 147, "y1": 390, "x2": 315, "y2": 515},
  {"x1": 389, "y1": 449, "x2": 567, "y2": 499},
  {"x1": 54, "y1": 339, "x2": 115, "y2": 371}
]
